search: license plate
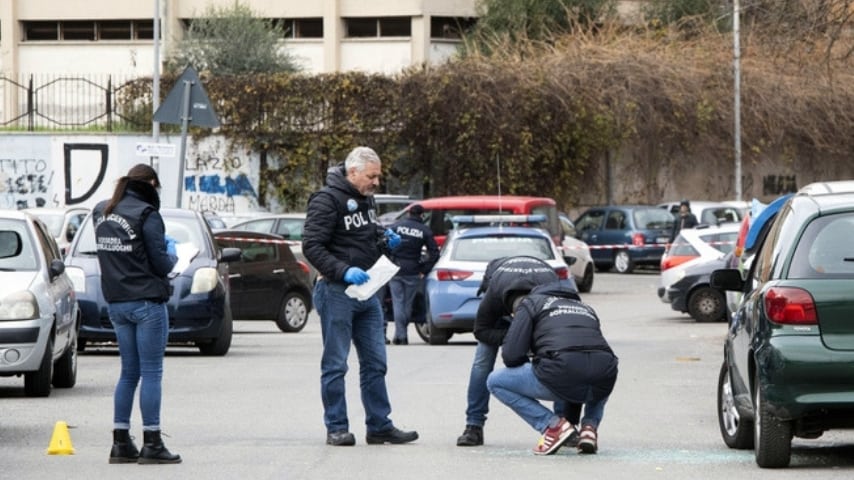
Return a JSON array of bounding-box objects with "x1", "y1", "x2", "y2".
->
[{"x1": 656, "y1": 236, "x2": 669, "y2": 244}]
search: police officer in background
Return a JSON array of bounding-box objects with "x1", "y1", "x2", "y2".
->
[
  {"x1": 303, "y1": 146, "x2": 418, "y2": 447},
  {"x1": 388, "y1": 204, "x2": 439, "y2": 345}
]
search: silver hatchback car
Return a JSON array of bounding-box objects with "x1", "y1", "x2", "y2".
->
[{"x1": 0, "y1": 210, "x2": 79, "y2": 397}]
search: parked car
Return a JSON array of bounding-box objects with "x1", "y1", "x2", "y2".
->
[
  {"x1": 229, "y1": 213, "x2": 316, "y2": 283},
  {"x1": 658, "y1": 201, "x2": 743, "y2": 225},
  {"x1": 658, "y1": 222, "x2": 740, "y2": 314},
  {"x1": 375, "y1": 193, "x2": 417, "y2": 226},
  {"x1": 214, "y1": 230, "x2": 313, "y2": 332},
  {"x1": 573, "y1": 205, "x2": 674, "y2": 273},
  {"x1": 417, "y1": 218, "x2": 574, "y2": 345},
  {"x1": 202, "y1": 210, "x2": 228, "y2": 232},
  {"x1": 64, "y1": 208, "x2": 241, "y2": 355},
  {"x1": 663, "y1": 254, "x2": 730, "y2": 322},
  {"x1": 559, "y1": 213, "x2": 594, "y2": 293},
  {"x1": 392, "y1": 195, "x2": 563, "y2": 247},
  {"x1": 0, "y1": 210, "x2": 79, "y2": 397},
  {"x1": 23, "y1": 207, "x2": 89, "y2": 257},
  {"x1": 711, "y1": 181, "x2": 854, "y2": 468}
]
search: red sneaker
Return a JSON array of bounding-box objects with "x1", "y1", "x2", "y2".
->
[
  {"x1": 532, "y1": 418, "x2": 575, "y2": 455},
  {"x1": 577, "y1": 425, "x2": 598, "y2": 454}
]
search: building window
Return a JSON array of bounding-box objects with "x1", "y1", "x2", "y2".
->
[
  {"x1": 345, "y1": 17, "x2": 411, "y2": 38},
  {"x1": 24, "y1": 21, "x2": 60, "y2": 41},
  {"x1": 23, "y1": 20, "x2": 155, "y2": 42},
  {"x1": 430, "y1": 16, "x2": 477, "y2": 39},
  {"x1": 274, "y1": 18, "x2": 323, "y2": 39},
  {"x1": 62, "y1": 21, "x2": 96, "y2": 41}
]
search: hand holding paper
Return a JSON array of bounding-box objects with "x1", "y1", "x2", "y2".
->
[{"x1": 345, "y1": 255, "x2": 400, "y2": 301}]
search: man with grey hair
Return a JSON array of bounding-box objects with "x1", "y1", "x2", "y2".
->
[{"x1": 303, "y1": 146, "x2": 417, "y2": 447}]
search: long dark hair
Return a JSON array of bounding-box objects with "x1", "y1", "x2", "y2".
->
[{"x1": 103, "y1": 164, "x2": 160, "y2": 215}]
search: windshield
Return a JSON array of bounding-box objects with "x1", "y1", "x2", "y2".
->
[
  {"x1": 633, "y1": 209, "x2": 675, "y2": 230},
  {"x1": 75, "y1": 213, "x2": 208, "y2": 255},
  {"x1": 28, "y1": 212, "x2": 64, "y2": 237},
  {"x1": 451, "y1": 235, "x2": 555, "y2": 262}
]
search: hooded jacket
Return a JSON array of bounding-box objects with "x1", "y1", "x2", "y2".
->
[
  {"x1": 473, "y1": 256, "x2": 561, "y2": 346},
  {"x1": 502, "y1": 282, "x2": 618, "y2": 405},
  {"x1": 303, "y1": 164, "x2": 389, "y2": 283},
  {"x1": 93, "y1": 180, "x2": 175, "y2": 303}
]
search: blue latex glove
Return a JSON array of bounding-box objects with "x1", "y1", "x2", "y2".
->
[
  {"x1": 384, "y1": 229, "x2": 401, "y2": 249},
  {"x1": 343, "y1": 267, "x2": 370, "y2": 285},
  {"x1": 164, "y1": 234, "x2": 177, "y2": 257}
]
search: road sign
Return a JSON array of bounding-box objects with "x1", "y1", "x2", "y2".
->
[
  {"x1": 153, "y1": 66, "x2": 220, "y2": 128},
  {"x1": 135, "y1": 142, "x2": 176, "y2": 157}
]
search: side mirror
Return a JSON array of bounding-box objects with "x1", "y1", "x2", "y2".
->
[
  {"x1": 219, "y1": 247, "x2": 242, "y2": 263},
  {"x1": 709, "y1": 269, "x2": 744, "y2": 291},
  {"x1": 49, "y1": 258, "x2": 66, "y2": 279}
]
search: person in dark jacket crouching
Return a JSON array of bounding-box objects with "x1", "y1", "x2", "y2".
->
[
  {"x1": 303, "y1": 146, "x2": 418, "y2": 447},
  {"x1": 93, "y1": 164, "x2": 181, "y2": 464},
  {"x1": 487, "y1": 281, "x2": 618, "y2": 456}
]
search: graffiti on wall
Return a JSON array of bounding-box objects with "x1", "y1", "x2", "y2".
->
[
  {"x1": 0, "y1": 158, "x2": 56, "y2": 209},
  {"x1": 184, "y1": 155, "x2": 258, "y2": 214},
  {"x1": 763, "y1": 175, "x2": 797, "y2": 196}
]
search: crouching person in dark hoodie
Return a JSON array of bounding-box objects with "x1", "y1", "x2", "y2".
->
[{"x1": 487, "y1": 281, "x2": 618, "y2": 456}]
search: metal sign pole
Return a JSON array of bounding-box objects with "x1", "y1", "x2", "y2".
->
[
  {"x1": 151, "y1": 0, "x2": 161, "y2": 173},
  {"x1": 176, "y1": 80, "x2": 192, "y2": 208}
]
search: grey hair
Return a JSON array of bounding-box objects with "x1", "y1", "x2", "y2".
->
[{"x1": 344, "y1": 146, "x2": 381, "y2": 172}]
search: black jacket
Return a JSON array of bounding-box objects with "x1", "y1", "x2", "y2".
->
[
  {"x1": 473, "y1": 256, "x2": 561, "y2": 346},
  {"x1": 93, "y1": 180, "x2": 175, "y2": 303},
  {"x1": 502, "y1": 282, "x2": 618, "y2": 405},
  {"x1": 303, "y1": 164, "x2": 390, "y2": 283},
  {"x1": 671, "y1": 212, "x2": 699, "y2": 241},
  {"x1": 389, "y1": 215, "x2": 439, "y2": 276}
]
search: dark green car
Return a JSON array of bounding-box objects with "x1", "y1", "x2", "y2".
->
[{"x1": 712, "y1": 181, "x2": 854, "y2": 468}]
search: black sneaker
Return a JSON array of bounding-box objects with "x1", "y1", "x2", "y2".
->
[
  {"x1": 392, "y1": 338, "x2": 408, "y2": 345},
  {"x1": 456, "y1": 425, "x2": 483, "y2": 446},
  {"x1": 326, "y1": 431, "x2": 356, "y2": 446},
  {"x1": 366, "y1": 427, "x2": 418, "y2": 445}
]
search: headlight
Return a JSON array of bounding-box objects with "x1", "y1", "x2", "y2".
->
[
  {"x1": 0, "y1": 291, "x2": 39, "y2": 320},
  {"x1": 190, "y1": 267, "x2": 218, "y2": 294},
  {"x1": 66, "y1": 266, "x2": 86, "y2": 293}
]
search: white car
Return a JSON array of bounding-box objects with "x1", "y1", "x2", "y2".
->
[
  {"x1": 559, "y1": 214, "x2": 594, "y2": 292},
  {"x1": 658, "y1": 201, "x2": 743, "y2": 225},
  {"x1": 658, "y1": 223, "x2": 740, "y2": 304},
  {"x1": 0, "y1": 210, "x2": 79, "y2": 397},
  {"x1": 23, "y1": 207, "x2": 89, "y2": 257}
]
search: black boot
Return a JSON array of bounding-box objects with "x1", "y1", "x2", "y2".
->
[
  {"x1": 109, "y1": 429, "x2": 139, "y2": 464},
  {"x1": 138, "y1": 430, "x2": 182, "y2": 464}
]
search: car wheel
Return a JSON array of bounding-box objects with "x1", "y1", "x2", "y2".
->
[
  {"x1": 688, "y1": 286, "x2": 726, "y2": 322},
  {"x1": 754, "y1": 384, "x2": 793, "y2": 468},
  {"x1": 717, "y1": 362, "x2": 753, "y2": 449},
  {"x1": 577, "y1": 263, "x2": 594, "y2": 293},
  {"x1": 414, "y1": 321, "x2": 430, "y2": 344},
  {"x1": 52, "y1": 332, "x2": 78, "y2": 388},
  {"x1": 198, "y1": 307, "x2": 233, "y2": 356},
  {"x1": 613, "y1": 250, "x2": 634, "y2": 274},
  {"x1": 276, "y1": 292, "x2": 310, "y2": 333},
  {"x1": 24, "y1": 336, "x2": 53, "y2": 397}
]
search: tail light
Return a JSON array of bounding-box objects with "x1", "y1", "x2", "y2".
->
[
  {"x1": 554, "y1": 266, "x2": 569, "y2": 280},
  {"x1": 435, "y1": 269, "x2": 473, "y2": 281},
  {"x1": 631, "y1": 233, "x2": 645, "y2": 246},
  {"x1": 764, "y1": 287, "x2": 817, "y2": 325},
  {"x1": 660, "y1": 254, "x2": 698, "y2": 271},
  {"x1": 296, "y1": 260, "x2": 310, "y2": 275}
]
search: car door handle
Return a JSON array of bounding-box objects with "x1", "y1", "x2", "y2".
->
[
  {"x1": 229, "y1": 273, "x2": 241, "y2": 279},
  {"x1": 272, "y1": 269, "x2": 285, "y2": 274}
]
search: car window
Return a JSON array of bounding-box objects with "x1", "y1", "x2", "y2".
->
[
  {"x1": 633, "y1": 208, "x2": 674, "y2": 230},
  {"x1": 751, "y1": 204, "x2": 791, "y2": 283},
  {"x1": 276, "y1": 219, "x2": 305, "y2": 240},
  {"x1": 451, "y1": 236, "x2": 555, "y2": 262},
  {"x1": 698, "y1": 231, "x2": 739, "y2": 255},
  {"x1": 239, "y1": 241, "x2": 279, "y2": 263},
  {"x1": 33, "y1": 218, "x2": 61, "y2": 263},
  {"x1": 604, "y1": 211, "x2": 626, "y2": 230},
  {"x1": 238, "y1": 219, "x2": 276, "y2": 233},
  {"x1": 67, "y1": 212, "x2": 87, "y2": 241},
  {"x1": 31, "y1": 212, "x2": 65, "y2": 237},
  {"x1": 163, "y1": 217, "x2": 208, "y2": 254},
  {"x1": 668, "y1": 235, "x2": 698, "y2": 256},
  {"x1": 700, "y1": 207, "x2": 741, "y2": 225},
  {"x1": 0, "y1": 219, "x2": 38, "y2": 271},
  {"x1": 576, "y1": 210, "x2": 605, "y2": 232},
  {"x1": 790, "y1": 213, "x2": 854, "y2": 278}
]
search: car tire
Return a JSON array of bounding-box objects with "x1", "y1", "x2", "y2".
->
[
  {"x1": 198, "y1": 307, "x2": 233, "y2": 356},
  {"x1": 24, "y1": 336, "x2": 53, "y2": 397},
  {"x1": 688, "y1": 286, "x2": 726, "y2": 323},
  {"x1": 577, "y1": 263, "x2": 594, "y2": 293},
  {"x1": 717, "y1": 361, "x2": 753, "y2": 449},
  {"x1": 754, "y1": 384, "x2": 793, "y2": 468},
  {"x1": 52, "y1": 332, "x2": 78, "y2": 388},
  {"x1": 418, "y1": 304, "x2": 450, "y2": 345},
  {"x1": 613, "y1": 250, "x2": 634, "y2": 274},
  {"x1": 276, "y1": 292, "x2": 310, "y2": 333}
]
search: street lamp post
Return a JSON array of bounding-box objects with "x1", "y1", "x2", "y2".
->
[{"x1": 733, "y1": 0, "x2": 742, "y2": 201}]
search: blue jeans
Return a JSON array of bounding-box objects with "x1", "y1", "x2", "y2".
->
[
  {"x1": 108, "y1": 300, "x2": 169, "y2": 431},
  {"x1": 314, "y1": 279, "x2": 393, "y2": 434},
  {"x1": 464, "y1": 341, "x2": 499, "y2": 427},
  {"x1": 389, "y1": 275, "x2": 421, "y2": 341},
  {"x1": 487, "y1": 363, "x2": 608, "y2": 432}
]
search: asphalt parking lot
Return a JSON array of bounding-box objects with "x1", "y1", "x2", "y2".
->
[{"x1": 3, "y1": 271, "x2": 854, "y2": 479}]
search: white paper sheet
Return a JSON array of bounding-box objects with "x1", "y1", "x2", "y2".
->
[
  {"x1": 169, "y1": 242, "x2": 199, "y2": 277},
  {"x1": 345, "y1": 255, "x2": 400, "y2": 301}
]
